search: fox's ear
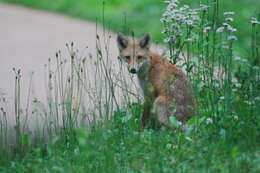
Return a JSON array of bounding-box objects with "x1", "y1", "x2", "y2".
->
[
  {"x1": 117, "y1": 33, "x2": 128, "y2": 50},
  {"x1": 139, "y1": 33, "x2": 151, "y2": 49}
]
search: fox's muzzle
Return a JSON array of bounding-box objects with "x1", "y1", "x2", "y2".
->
[{"x1": 129, "y1": 68, "x2": 137, "y2": 74}]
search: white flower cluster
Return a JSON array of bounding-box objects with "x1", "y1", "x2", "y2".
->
[
  {"x1": 251, "y1": 17, "x2": 260, "y2": 25},
  {"x1": 216, "y1": 11, "x2": 238, "y2": 41},
  {"x1": 161, "y1": 0, "x2": 201, "y2": 44}
]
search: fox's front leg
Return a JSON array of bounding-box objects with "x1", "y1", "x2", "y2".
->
[
  {"x1": 141, "y1": 83, "x2": 156, "y2": 128},
  {"x1": 141, "y1": 100, "x2": 153, "y2": 128}
]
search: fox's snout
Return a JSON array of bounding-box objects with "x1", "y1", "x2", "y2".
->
[
  {"x1": 128, "y1": 60, "x2": 138, "y2": 74},
  {"x1": 129, "y1": 67, "x2": 137, "y2": 74},
  {"x1": 127, "y1": 59, "x2": 143, "y2": 74}
]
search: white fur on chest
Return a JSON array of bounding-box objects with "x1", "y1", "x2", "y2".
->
[
  {"x1": 137, "y1": 59, "x2": 151, "y2": 93},
  {"x1": 138, "y1": 77, "x2": 147, "y2": 92}
]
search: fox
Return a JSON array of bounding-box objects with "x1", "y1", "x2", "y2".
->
[{"x1": 117, "y1": 33, "x2": 195, "y2": 128}]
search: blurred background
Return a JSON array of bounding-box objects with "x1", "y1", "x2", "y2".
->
[{"x1": 1, "y1": 0, "x2": 259, "y2": 55}]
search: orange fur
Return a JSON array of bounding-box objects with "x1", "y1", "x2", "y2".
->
[{"x1": 117, "y1": 33, "x2": 194, "y2": 128}]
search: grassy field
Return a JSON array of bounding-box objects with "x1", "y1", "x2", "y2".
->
[
  {"x1": 0, "y1": 0, "x2": 259, "y2": 172},
  {"x1": 1, "y1": 105, "x2": 260, "y2": 172},
  {"x1": 1, "y1": 0, "x2": 260, "y2": 55}
]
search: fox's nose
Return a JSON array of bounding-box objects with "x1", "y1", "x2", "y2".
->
[{"x1": 130, "y1": 68, "x2": 137, "y2": 74}]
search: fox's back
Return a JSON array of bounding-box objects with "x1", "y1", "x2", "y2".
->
[{"x1": 147, "y1": 52, "x2": 195, "y2": 122}]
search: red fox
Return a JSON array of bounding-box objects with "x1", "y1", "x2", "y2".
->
[{"x1": 117, "y1": 33, "x2": 194, "y2": 128}]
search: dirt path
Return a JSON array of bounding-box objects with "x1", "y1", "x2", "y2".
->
[{"x1": 0, "y1": 3, "x2": 120, "y2": 121}]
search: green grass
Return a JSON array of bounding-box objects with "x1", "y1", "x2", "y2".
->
[
  {"x1": 1, "y1": 104, "x2": 259, "y2": 172},
  {"x1": 1, "y1": 0, "x2": 259, "y2": 55}
]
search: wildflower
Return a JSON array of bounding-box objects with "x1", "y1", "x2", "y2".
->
[
  {"x1": 216, "y1": 26, "x2": 224, "y2": 33},
  {"x1": 161, "y1": 0, "x2": 200, "y2": 35},
  {"x1": 166, "y1": 143, "x2": 172, "y2": 150},
  {"x1": 240, "y1": 58, "x2": 248, "y2": 63},
  {"x1": 234, "y1": 56, "x2": 241, "y2": 61},
  {"x1": 232, "y1": 78, "x2": 241, "y2": 88},
  {"x1": 227, "y1": 25, "x2": 237, "y2": 33},
  {"x1": 224, "y1": 11, "x2": 235, "y2": 16},
  {"x1": 255, "y1": 96, "x2": 260, "y2": 101},
  {"x1": 164, "y1": 37, "x2": 171, "y2": 43},
  {"x1": 222, "y1": 22, "x2": 229, "y2": 27},
  {"x1": 161, "y1": 0, "x2": 201, "y2": 62},
  {"x1": 234, "y1": 115, "x2": 238, "y2": 121},
  {"x1": 251, "y1": 17, "x2": 260, "y2": 25},
  {"x1": 160, "y1": 17, "x2": 169, "y2": 24},
  {"x1": 206, "y1": 117, "x2": 213, "y2": 124},
  {"x1": 164, "y1": 35, "x2": 177, "y2": 44},
  {"x1": 165, "y1": 0, "x2": 179, "y2": 9},
  {"x1": 174, "y1": 13, "x2": 185, "y2": 21},
  {"x1": 186, "y1": 38, "x2": 193, "y2": 42},
  {"x1": 227, "y1": 35, "x2": 237, "y2": 41},
  {"x1": 200, "y1": 4, "x2": 209, "y2": 11},
  {"x1": 225, "y1": 17, "x2": 234, "y2": 22},
  {"x1": 203, "y1": 26, "x2": 211, "y2": 33},
  {"x1": 244, "y1": 100, "x2": 252, "y2": 106},
  {"x1": 252, "y1": 66, "x2": 260, "y2": 71},
  {"x1": 219, "y1": 96, "x2": 225, "y2": 100},
  {"x1": 161, "y1": 28, "x2": 168, "y2": 34},
  {"x1": 186, "y1": 20, "x2": 194, "y2": 26}
]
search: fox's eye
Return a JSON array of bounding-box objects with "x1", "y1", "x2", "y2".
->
[
  {"x1": 125, "y1": 56, "x2": 130, "y2": 60},
  {"x1": 137, "y1": 56, "x2": 143, "y2": 60}
]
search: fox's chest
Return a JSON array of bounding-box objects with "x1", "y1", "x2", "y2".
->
[
  {"x1": 137, "y1": 61, "x2": 154, "y2": 95},
  {"x1": 138, "y1": 76, "x2": 148, "y2": 92},
  {"x1": 138, "y1": 71, "x2": 163, "y2": 99},
  {"x1": 138, "y1": 77, "x2": 156, "y2": 98},
  {"x1": 137, "y1": 68, "x2": 175, "y2": 97},
  {"x1": 137, "y1": 61, "x2": 165, "y2": 97}
]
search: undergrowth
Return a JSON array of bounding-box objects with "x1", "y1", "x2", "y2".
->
[
  {"x1": 1, "y1": 103, "x2": 260, "y2": 172},
  {"x1": 0, "y1": 0, "x2": 259, "y2": 172}
]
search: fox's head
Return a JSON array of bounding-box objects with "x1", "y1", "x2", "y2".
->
[{"x1": 117, "y1": 33, "x2": 151, "y2": 74}]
